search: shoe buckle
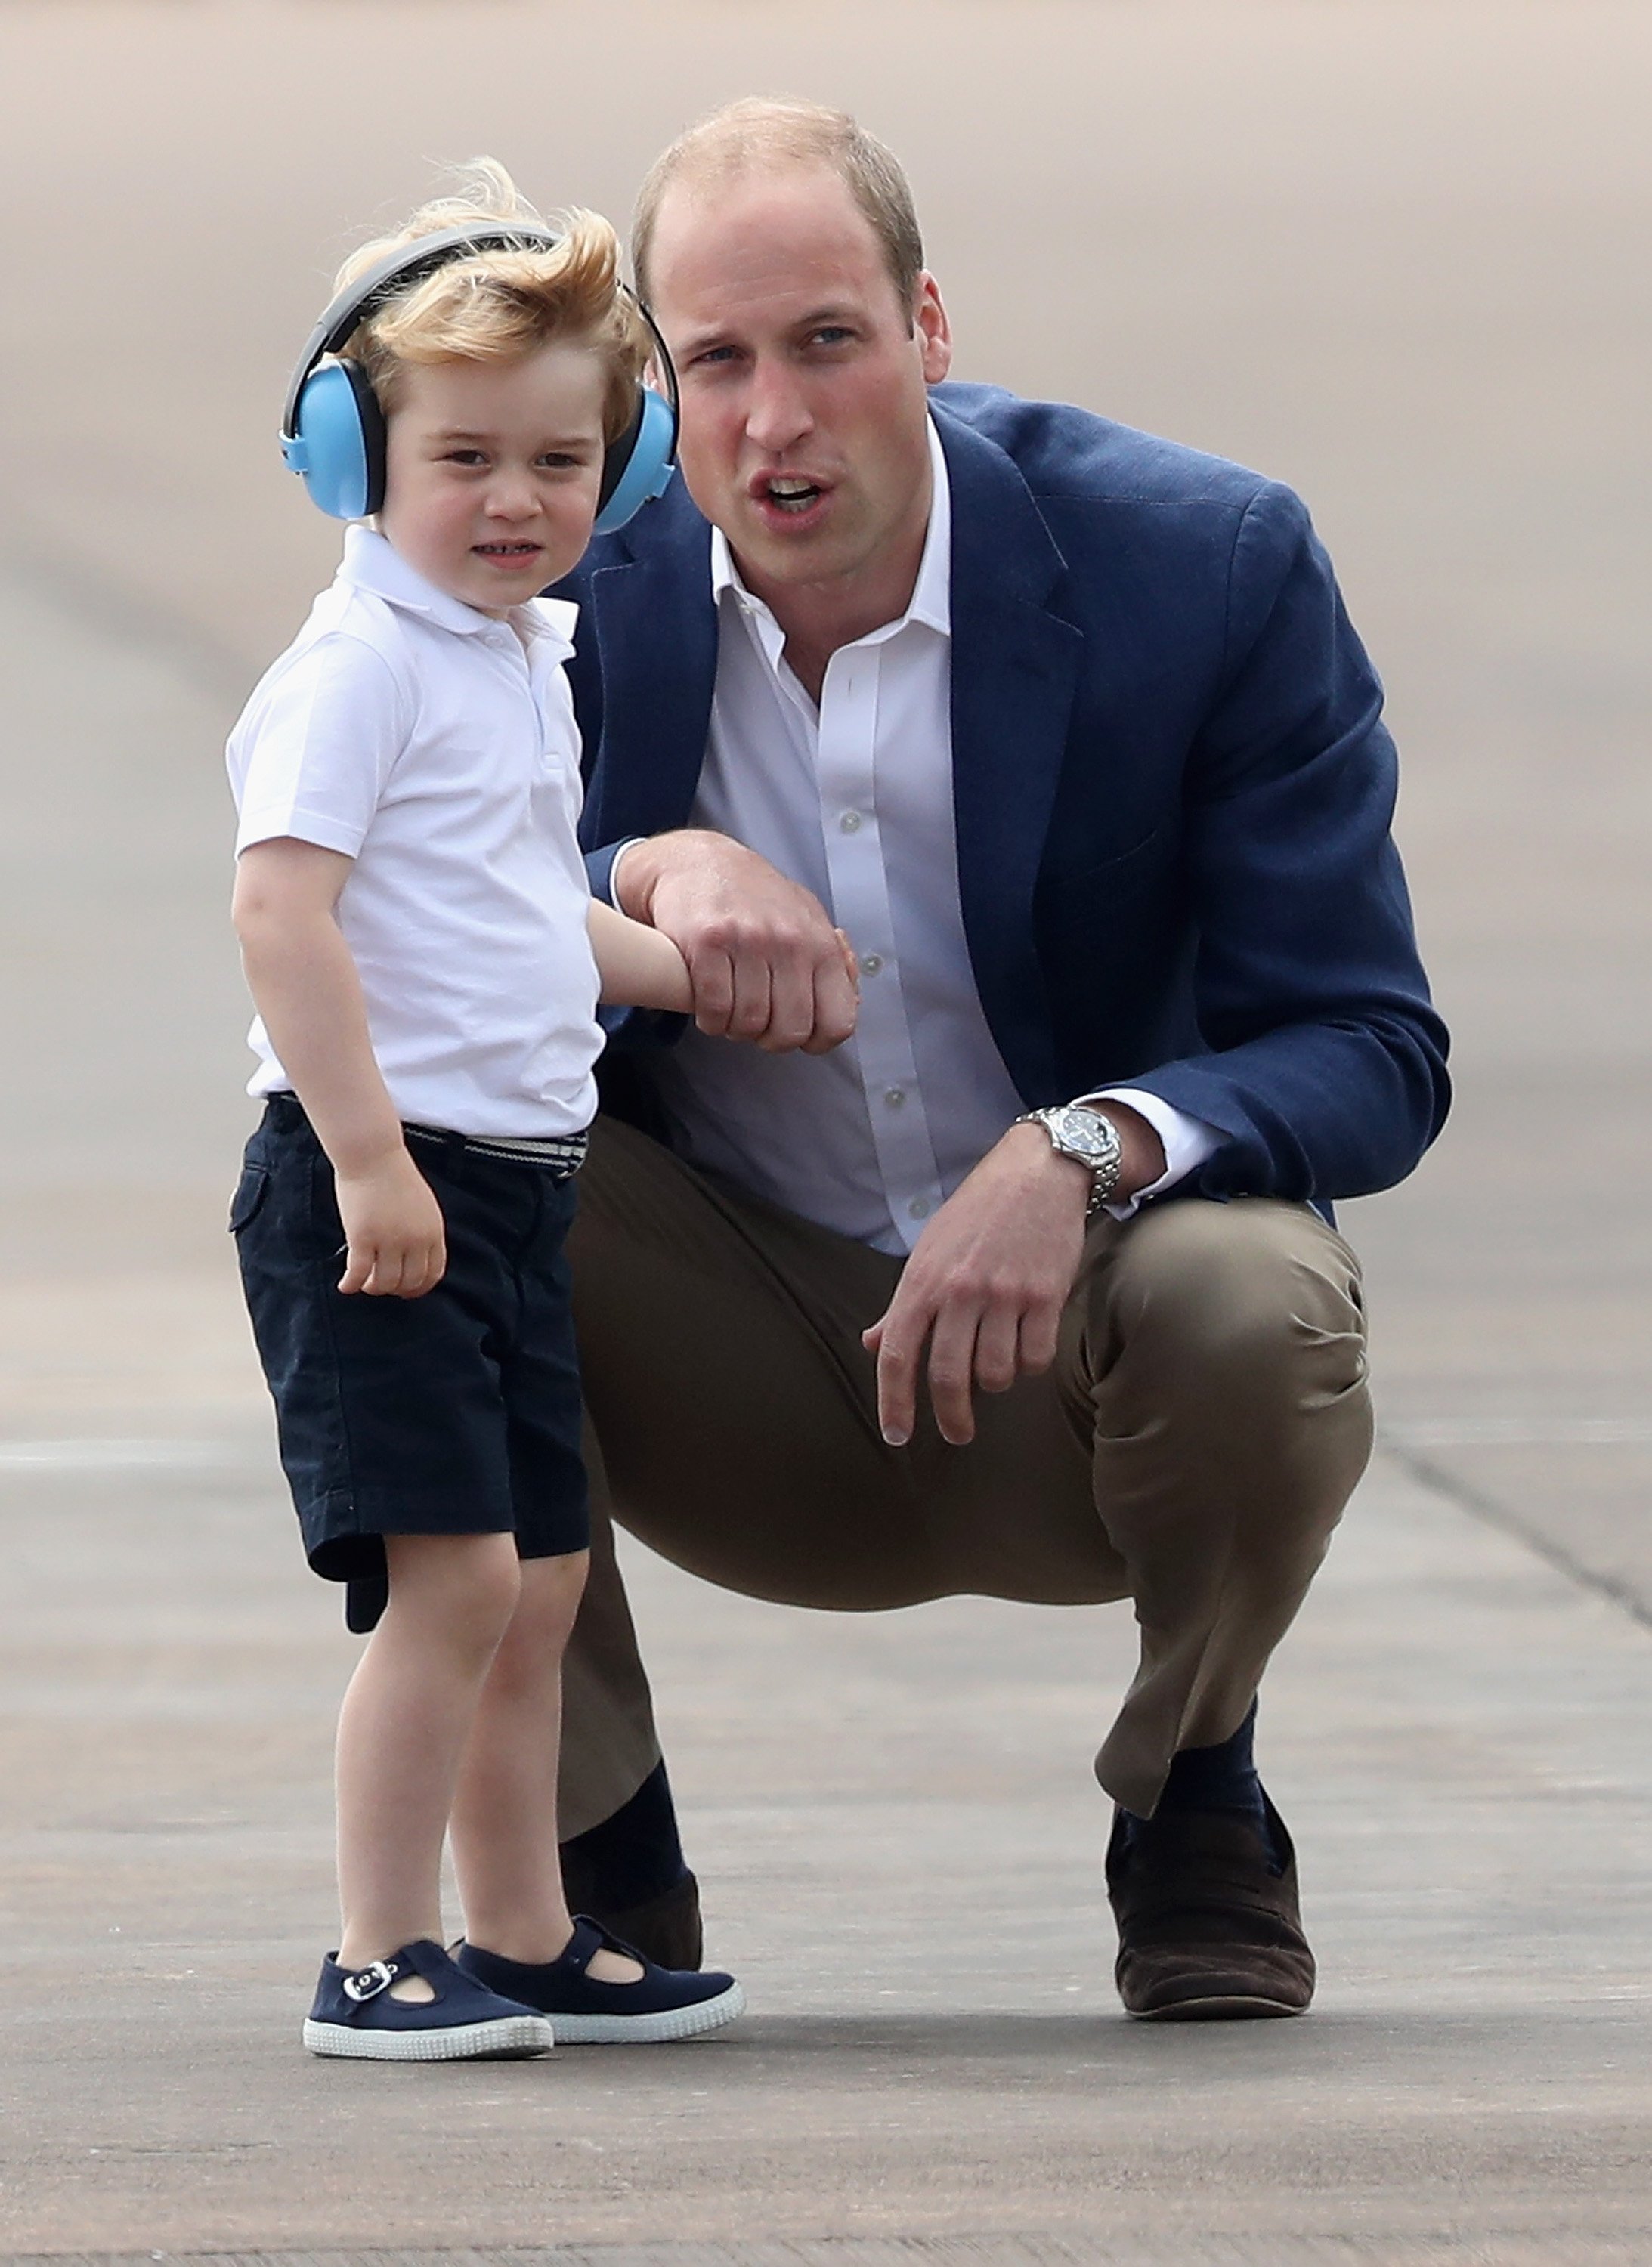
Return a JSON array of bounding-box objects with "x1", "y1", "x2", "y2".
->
[{"x1": 342, "y1": 1959, "x2": 397, "y2": 2003}]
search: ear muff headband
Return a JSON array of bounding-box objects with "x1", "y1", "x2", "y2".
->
[{"x1": 280, "y1": 222, "x2": 679, "y2": 531}]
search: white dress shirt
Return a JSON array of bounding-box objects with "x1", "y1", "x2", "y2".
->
[
  {"x1": 643, "y1": 421, "x2": 1220, "y2": 1255},
  {"x1": 228, "y1": 526, "x2": 602, "y2": 1139}
]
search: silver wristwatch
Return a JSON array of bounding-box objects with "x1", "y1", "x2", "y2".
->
[{"x1": 1014, "y1": 1103, "x2": 1124, "y2": 1217}]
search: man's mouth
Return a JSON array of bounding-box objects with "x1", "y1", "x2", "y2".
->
[{"x1": 756, "y1": 475, "x2": 825, "y2": 515}]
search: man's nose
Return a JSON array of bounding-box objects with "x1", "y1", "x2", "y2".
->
[{"x1": 743, "y1": 356, "x2": 813, "y2": 455}]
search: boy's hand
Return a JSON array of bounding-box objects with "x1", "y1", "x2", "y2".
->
[{"x1": 335, "y1": 1149, "x2": 447, "y2": 1297}]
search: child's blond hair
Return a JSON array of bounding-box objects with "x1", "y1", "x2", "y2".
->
[{"x1": 335, "y1": 159, "x2": 649, "y2": 444}]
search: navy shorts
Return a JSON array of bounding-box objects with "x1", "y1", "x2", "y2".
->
[{"x1": 232, "y1": 1095, "x2": 589, "y2": 1631}]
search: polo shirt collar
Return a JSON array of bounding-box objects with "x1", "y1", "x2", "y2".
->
[
  {"x1": 337, "y1": 525, "x2": 577, "y2": 658},
  {"x1": 709, "y1": 415, "x2": 951, "y2": 645}
]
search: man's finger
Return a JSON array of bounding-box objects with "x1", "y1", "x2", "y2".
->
[
  {"x1": 925, "y1": 1303, "x2": 982, "y2": 1446},
  {"x1": 802, "y1": 953, "x2": 860, "y2": 1053},
  {"x1": 688, "y1": 945, "x2": 737, "y2": 1035},
  {"x1": 722, "y1": 951, "x2": 774, "y2": 1041},
  {"x1": 868, "y1": 1296, "x2": 925, "y2": 1447},
  {"x1": 1017, "y1": 1299, "x2": 1062, "y2": 1377},
  {"x1": 759, "y1": 957, "x2": 816, "y2": 1051},
  {"x1": 973, "y1": 1301, "x2": 1021, "y2": 1397}
]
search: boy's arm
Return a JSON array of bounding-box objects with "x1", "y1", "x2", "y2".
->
[
  {"x1": 588, "y1": 898, "x2": 694, "y2": 1013},
  {"x1": 233, "y1": 837, "x2": 445, "y2": 1299}
]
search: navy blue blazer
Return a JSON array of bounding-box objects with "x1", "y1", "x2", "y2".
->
[{"x1": 553, "y1": 382, "x2": 1449, "y2": 1206}]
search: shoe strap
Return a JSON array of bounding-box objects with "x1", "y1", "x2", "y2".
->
[
  {"x1": 341, "y1": 1955, "x2": 404, "y2": 2004},
  {"x1": 339, "y1": 1937, "x2": 450, "y2": 2004},
  {"x1": 567, "y1": 1913, "x2": 648, "y2": 1975}
]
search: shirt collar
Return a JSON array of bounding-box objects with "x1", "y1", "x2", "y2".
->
[
  {"x1": 709, "y1": 415, "x2": 951, "y2": 650},
  {"x1": 337, "y1": 525, "x2": 577, "y2": 659}
]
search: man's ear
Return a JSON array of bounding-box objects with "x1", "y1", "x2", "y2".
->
[{"x1": 914, "y1": 273, "x2": 953, "y2": 384}]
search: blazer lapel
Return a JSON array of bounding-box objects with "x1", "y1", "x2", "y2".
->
[
  {"x1": 582, "y1": 503, "x2": 717, "y2": 846},
  {"x1": 938, "y1": 408, "x2": 1082, "y2": 1106}
]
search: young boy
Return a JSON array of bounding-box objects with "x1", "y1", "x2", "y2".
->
[{"x1": 227, "y1": 163, "x2": 743, "y2": 2060}]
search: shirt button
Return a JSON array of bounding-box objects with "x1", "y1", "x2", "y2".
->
[
  {"x1": 860, "y1": 952, "x2": 883, "y2": 976},
  {"x1": 908, "y1": 1196, "x2": 932, "y2": 1220},
  {"x1": 840, "y1": 810, "x2": 863, "y2": 834},
  {"x1": 884, "y1": 1087, "x2": 906, "y2": 1109}
]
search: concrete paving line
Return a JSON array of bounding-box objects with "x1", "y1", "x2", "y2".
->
[
  {"x1": 7, "y1": 2236, "x2": 1650, "y2": 2266},
  {"x1": 0, "y1": 1440, "x2": 258, "y2": 1471},
  {"x1": 1375, "y1": 1436, "x2": 1652, "y2": 1637}
]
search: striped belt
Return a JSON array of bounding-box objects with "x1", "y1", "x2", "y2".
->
[{"x1": 403, "y1": 1122, "x2": 590, "y2": 1177}]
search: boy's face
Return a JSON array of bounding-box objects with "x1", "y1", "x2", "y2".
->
[{"x1": 379, "y1": 341, "x2": 609, "y2": 614}]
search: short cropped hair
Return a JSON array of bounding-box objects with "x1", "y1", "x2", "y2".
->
[
  {"x1": 632, "y1": 98, "x2": 924, "y2": 320},
  {"x1": 335, "y1": 159, "x2": 649, "y2": 445}
]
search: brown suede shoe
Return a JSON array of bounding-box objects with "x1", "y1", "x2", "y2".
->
[
  {"x1": 1106, "y1": 1792, "x2": 1315, "y2": 2019},
  {"x1": 581, "y1": 1870, "x2": 704, "y2": 1972}
]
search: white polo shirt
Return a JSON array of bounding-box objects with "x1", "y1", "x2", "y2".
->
[{"x1": 227, "y1": 526, "x2": 602, "y2": 1140}]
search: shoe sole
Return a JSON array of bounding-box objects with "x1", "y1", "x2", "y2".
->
[
  {"x1": 543, "y1": 1980, "x2": 746, "y2": 2045},
  {"x1": 302, "y1": 2013, "x2": 554, "y2": 2061},
  {"x1": 1131, "y1": 1993, "x2": 1307, "y2": 2021}
]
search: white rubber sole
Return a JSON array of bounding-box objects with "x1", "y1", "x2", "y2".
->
[
  {"x1": 302, "y1": 2012, "x2": 554, "y2": 2061},
  {"x1": 548, "y1": 1979, "x2": 746, "y2": 2045}
]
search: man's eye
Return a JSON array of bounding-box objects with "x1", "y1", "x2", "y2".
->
[
  {"x1": 691, "y1": 345, "x2": 740, "y2": 369},
  {"x1": 809, "y1": 327, "x2": 854, "y2": 348}
]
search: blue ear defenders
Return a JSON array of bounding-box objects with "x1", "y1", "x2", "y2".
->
[{"x1": 279, "y1": 221, "x2": 679, "y2": 535}]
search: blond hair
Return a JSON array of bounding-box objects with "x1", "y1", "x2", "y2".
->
[
  {"x1": 336, "y1": 159, "x2": 649, "y2": 444},
  {"x1": 632, "y1": 98, "x2": 924, "y2": 320}
]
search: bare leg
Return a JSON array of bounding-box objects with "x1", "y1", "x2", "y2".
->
[
  {"x1": 450, "y1": 1551, "x2": 641, "y2": 1983},
  {"x1": 335, "y1": 1531, "x2": 521, "y2": 1987}
]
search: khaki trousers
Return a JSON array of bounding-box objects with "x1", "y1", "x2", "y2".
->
[{"x1": 559, "y1": 1117, "x2": 1372, "y2": 1832}]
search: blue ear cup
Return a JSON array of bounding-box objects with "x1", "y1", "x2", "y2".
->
[
  {"x1": 592, "y1": 384, "x2": 678, "y2": 535},
  {"x1": 280, "y1": 360, "x2": 386, "y2": 521}
]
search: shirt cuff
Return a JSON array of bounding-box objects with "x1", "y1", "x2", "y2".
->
[
  {"x1": 602, "y1": 837, "x2": 648, "y2": 913},
  {"x1": 1081, "y1": 1088, "x2": 1225, "y2": 1220}
]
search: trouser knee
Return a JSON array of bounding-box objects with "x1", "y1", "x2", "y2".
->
[{"x1": 1087, "y1": 1196, "x2": 1369, "y2": 1430}]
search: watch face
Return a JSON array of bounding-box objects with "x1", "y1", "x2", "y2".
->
[{"x1": 1052, "y1": 1106, "x2": 1113, "y2": 1166}]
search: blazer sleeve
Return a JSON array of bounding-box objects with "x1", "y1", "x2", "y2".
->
[{"x1": 1123, "y1": 483, "x2": 1450, "y2": 1202}]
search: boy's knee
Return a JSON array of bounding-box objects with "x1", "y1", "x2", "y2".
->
[
  {"x1": 515, "y1": 1548, "x2": 591, "y2": 1639},
  {"x1": 384, "y1": 1532, "x2": 523, "y2": 1651}
]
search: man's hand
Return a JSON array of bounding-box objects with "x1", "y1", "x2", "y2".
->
[
  {"x1": 336, "y1": 1148, "x2": 447, "y2": 1297},
  {"x1": 615, "y1": 830, "x2": 858, "y2": 1053},
  {"x1": 862, "y1": 1107, "x2": 1168, "y2": 1446}
]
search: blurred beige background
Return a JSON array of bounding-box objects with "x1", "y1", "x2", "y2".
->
[{"x1": 2, "y1": 0, "x2": 1647, "y2": 1568}]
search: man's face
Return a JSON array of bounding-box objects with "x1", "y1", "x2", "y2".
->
[
  {"x1": 379, "y1": 342, "x2": 608, "y2": 615},
  {"x1": 645, "y1": 165, "x2": 952, "y2": 602}
]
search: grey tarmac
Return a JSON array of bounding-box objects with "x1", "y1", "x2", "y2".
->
[{"x1": 1, "y1": 2, "x2": 1649, "y2": 2257}]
